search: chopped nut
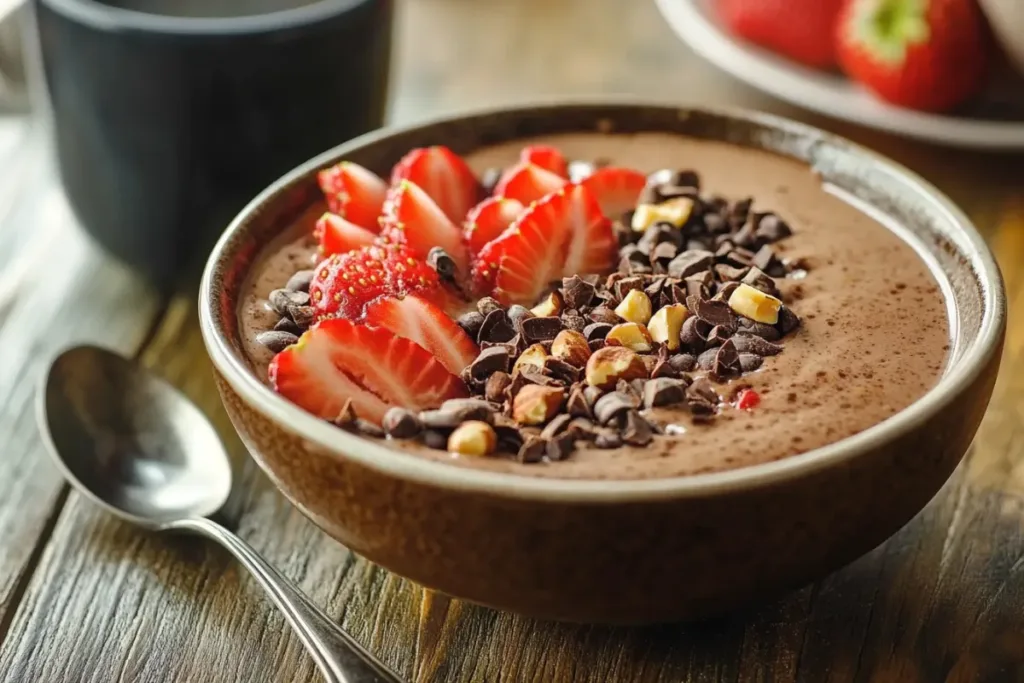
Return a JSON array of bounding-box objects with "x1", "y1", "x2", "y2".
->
[
  {"x1": 447, "y1": 421, "x2": 497, "y2": 456},
  {"x1": 550, "y1": 330, "x2": 591, "y2": 367},
  {"x1": 613, "y1": 289, "x2": 653, "y2": 325},
  {"x1": 605, "y1": 322, "x2": 653, "y2": 353},
  {"x1": 530, "y1": 290, "x2": 564, "y2": 317},
  {"x1": 585, "y1": 346, "x2": 648, "y2": 389},
  {"x1": 512, "y1": 385, "x2": 565, "y2": 425},
  {"x1": 727, "y1": 283, "x2": 783, "y2": 325},
  {"x1": 629, "y1": 197, "x2": 693, "y2": 232},
  {"x1": 647, "y1": 303, "x2": 688, "y2": 351},
  {"x1": 513, "y1": 343, "x2": 549, "y2": 374}
]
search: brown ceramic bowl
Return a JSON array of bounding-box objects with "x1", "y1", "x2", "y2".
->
[{"x1": 199, "y1": 102, "x2": 1005, "y2": 624}]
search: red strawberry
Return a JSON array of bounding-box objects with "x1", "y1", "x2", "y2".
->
[
  {"x1": 479, "y1": 185, "x2": 614, "y2": 305},
  {"x1": 836, "y1": 0, "x2": 990, "y2": 112},
  {"x1": 390, "y1": 146, "x2": 481, "y2": 224},
  {"x1": 270, "y1": 318, "x2": 467, "y2": 425},
  {"x1": 308, "y1": 243, "x2": 439, "y2": 320},
  {"x1": 364, "y1": 294, "x2": 479, "y2": 375},
  {"x1": 520, "y1": 145, "x2": 569, "y2": 178},
  {"x1": 314, "y1": 212, "x2": 377, "y2": 257},
  {"x1": 716, "y1": 0, "x2": 844, "y2": 69},
  {"x1": 580, "y1": 167, "x2": 647, "y2": 220},
  {"x1": 463, "y1": 196, "x2": 524, "y2": 257},
  {"x1": 379, "y1": 180, "x2": 470, "y2": 273},
  {"x1": 493, "y1": 162, "x2": 567, "y2": 205},
  {"x1": 316, "y1": 162, "x2": 388, "y2": 230}
]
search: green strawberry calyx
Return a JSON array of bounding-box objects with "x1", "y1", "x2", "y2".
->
[{"x1": 850, "y1": 0, "x2": 930, "y2": 65}]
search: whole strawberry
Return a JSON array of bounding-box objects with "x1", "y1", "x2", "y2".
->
[
  {"x1": 837, "y1": 0, "x2": 991, "y2": 112},
  {"x1": 717, "y1": 0, "x2": 845, "y2": 69}
]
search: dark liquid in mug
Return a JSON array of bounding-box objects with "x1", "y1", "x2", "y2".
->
[{"x1": 98, "y1": 0, "x2": 324, "y2": 18}]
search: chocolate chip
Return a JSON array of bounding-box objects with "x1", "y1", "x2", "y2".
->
[
  {"x1": 285, "y1": 270, "x2": 315, "y2": 293},
  {"x1": 741, "y1": 267, "x2": 781, "y2": 298},
  {"x1": 667, "y1": 250, "x2": 715, "y2": 279},
  {"x1": 737, "y1": 317, "x2": 782, "y2": 341},
  {"x1": 715, "y1": 264, "x2": 749, "y2": 282},
  {"x1": 703, "y1": 213, "x2": 726, "y2": 234},
  {"x1": 354, "y1": 419, "x2": 385, "y2": 438},
  {"x1": 616, "y1": 378, "x2": 643, "y2": 403},
  {"x1": 521, "y1": 316, "x2": 563, "y2": 343},
  {"x1": 729, "y1": 198, "x2": 753, "y2": 228},
  {"x1": 705, "y1": 325, "x2": 733, "y2": 347},
  {"x1": 752, "y1": 245, "x2": 778, "y2": 273},
  {"x1": 563, "y1": 315, "x2": 588, "y2": 333},
  {"x1": 540, "y1": 414, "x2": 574, "y2": 440},
  {"x1": 651, "y1": 241, "x2": 679, "y2": 266},
  {"x1": 739, "y1": 353, "x2": 764, "y2": 372},
  {"x1": 663, "y1": 354, "x2": 693, "y2": 375},
  {"x1": 777, "y1": 306, "x2": 802, "y2": 335},
  {"x1": 621, "y1": 411, "x2": 654, "y2": 446},
  {"x1": 731, "y1": 334, "x2": 783, "y2": 356},
  {"x1": 620, "y1": 247, "x2": 651, "y2": 275},
  {"x1": 680, "y1": 316, "x2": 711, "y2": 353},
  {"x1": 583, "y1": 385, "x2": 605, "y2": 409},
  {"x1": 422, "y1": 429, "x2": 449, "y2": 449},
  {"x1": 561, "y1": 275, "x2": 597, "y2": 310},
  {"x1": 382, "y1": 408, "x2": 422, "y2": 439},
  {"x1": 593, "y1": 391, "x2": 639, "y2": 426},
  {"x1": 712, "y1": 282, "x2": 740, "y2": 303},
  {"x1": 479, "y1": 309, "x2": 516, "y2": 344},
  {"x1": 507, "y1": 305, "x2": 534, "y2": 332},
  {"x1": 713, "y1": 339, "x2": 741, "y2": 379},
  {"x1": 686, "y1": 296, "x2": 736, "y2": 329},
  {"x1": 274, "y1": 317, "x2": 301, "y2": 335},
  {"x1": 755, "y1": 213, "x2": 792, "y2": 243},
  {"x1": 726, "y1": 247, "x2": 756, "y2": 268},
  {"x1": 494, "y1": 418, "x2": 525, "y2": 452},
  {"x1": 684, "y1": 272, "x2": 713, "y2": 300},
  {"x1": 588, "y1": 339, "x2": 606, "y2": 353},
  {"x1": 613, "y1": 276, "x2": 645, "y2": 300},
  {"x1": 269, "y1": 289, "x2": 310, "y2": 316},
  {"x1": 687, "y1": 377, "x2": 720, "y2": 405},
  {"x1": 289, "y1": 306, "x2": 316, "y2": 329},
  {"x1": 697, "y1": 348, "x2": 718, "y2": 371},
  {"x1": 588, "y1": 307, "x2": 622, "y2": 326},
  {"x1": 477, "y1": 297, "x2": 504, "y2": 316},
  {"x1": 715, "y1": 241, "x2": 735, "y2": 260},
  {"x1": 427, "y1": 247, "x2": 458, "y2": 281},
  {"x1": 731, "y1": 223, "x2": 759, "y2": 250},
  {"x1": 510, "y1": 370, "x2": 561, "y2": 400},
  {"x1": 442, "y1": 398, "x2": 498, "y2": 420},
  {"x1": 545, "y1": 357, "x2": 582, "y2": 384},
  {"x1": 638, "y1": 224, "x2": 684, "y2": 254},
  {"x1": 651, "y1": 360, "x2": 680, "y2": 379},
  {"x1": 567, "y1": 387, "x2": 592, "y2": 418},
  {"x1": 517, "y1": 436, "x2": 547, "y2": 463},
  {"x1": 470, "y1": 346, "x2": 510, "y2": 381},
  {"x1": 643, "y1": 377, "x2": 688, "y2": 409},
  {"x1": 419, "y1": 410, "x2": 467, "y2": 430},
  {"x1": 546, "y1": 433, "x2": 576, "y2": 461},
  {"x1": 594, "y1": 429, "x2": 623, "y2": 449},
  {"x1": 570, "y1": 418, "x2": 598, "y2": 440},
  {"x1": 256, "y1": 330, "x2": 298, "y2": 353},
  {"x1": 457, "y1": 311, "x2": 485, "y2": 339},
  {"x1": 485, "y1": 371, "x2": 512, "y2": 403}
]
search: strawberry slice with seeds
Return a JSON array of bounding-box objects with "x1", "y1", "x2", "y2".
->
[
  {"x1": 493, "y1": 162, "x2": 567, "y2": 205},
  {"x1": 390, "y1": 146, "x2": 481, "y2": 224},
  {"x1": 270, "y1": 318, "x2": 468, "y2": 425},
  {"x1": 379, "y1": 180, "x2": 470, "y2": 273},
  {"x1": 463, "y1": 196, "x2": 524, "y2": 257},
  {"x1": 580, "y1": 167, "x2": 647, "y2": 221},
  {"x1": 364, "y1": 294, "x2": 479, "y2": 375},
  {"x1": 316, "y1": 162, "x2": 388, "y2": 230},
  {"x1": 520, "y1": 145, "x2": 569, "y2": 178},
  {"x1": 314, "y1": 212, "x2": 377, "y2": 257},
  {"x1": 558, "y1": 183, "x2": 617, "y2": 277},
  {"x1": 309, "y1": 243, "x2": 439, "y2": 320}
]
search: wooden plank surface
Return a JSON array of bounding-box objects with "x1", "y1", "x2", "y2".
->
[{"x1": 1, "y1": 0, "x2": 1024, "y2": 681}]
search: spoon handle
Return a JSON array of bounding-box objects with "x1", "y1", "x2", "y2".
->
[{"x1": 174, "y1": 517, "x2": 402, "y2": 683}]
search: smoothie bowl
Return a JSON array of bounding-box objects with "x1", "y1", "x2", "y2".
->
[{"x1": 199, "y1": 103, "x2": 1005, "y2": 624}]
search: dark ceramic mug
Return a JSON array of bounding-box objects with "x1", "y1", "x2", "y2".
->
[{"x1": 33, "y1": 0, "x2": 392, "y2": 286}]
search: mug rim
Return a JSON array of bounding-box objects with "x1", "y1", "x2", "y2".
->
[
  {"x1": 199, "y1": 98, "x2": 1006, "y2": 503},
  {"x1": 38, "y1": 0, "x2": 370, "y2": 35}
]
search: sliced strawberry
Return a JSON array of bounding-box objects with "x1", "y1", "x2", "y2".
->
[
  {"x1": 314, "y1": 212, "x2": 377, "y2": 257},
  {"x1": 520, "y1": 145, "x2": 569, "y2": 178},
  {"x1": 379, "y1": 180, "x2": 470, "y2": 273},
  {"x1": 390, "y1": 146, "x2": 481, "y2": 224},
  {"x1": 559, "y1": 184, "x2": 617, "y2": 277},
  {"x1": 463, "y1": 196, "x2": 524, "y2": 257},
  {"x1": 580, "y1": 167, "x2": 647, "y2": 220},
  {"x1": 316, "y1": 162, "x2": 388, "y2": 231},
  {"x1": 270, "y1": 318, "x2": 468, "y2": 425},
  {"x1": 364, "y1": 294, "x2": 479, "y2": 375},
  {"x1": 493, "y1": 162, "x2": 567, "y2": 206},
  {"x1": 309, "y1": 243, "x2": 440, "y2": 320}
]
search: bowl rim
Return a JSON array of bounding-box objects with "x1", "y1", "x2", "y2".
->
[{"x1": 199, "y1": 98, "x2": 1006, "y2": 503}]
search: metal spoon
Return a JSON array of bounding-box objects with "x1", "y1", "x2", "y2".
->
[{"x1": 37, "y1": 345, "x2": 401, "y2": 683}]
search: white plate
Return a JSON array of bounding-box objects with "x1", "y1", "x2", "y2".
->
[{"x1": 654, "y1": 0, "x2": 1024, "y2": 150}]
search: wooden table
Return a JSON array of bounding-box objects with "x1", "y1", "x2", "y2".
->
[{"x1": 1, "y1": 1, "x2": 1023, "y2": 681}]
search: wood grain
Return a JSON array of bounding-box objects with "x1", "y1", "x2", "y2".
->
[{"x1": 1, "y1": 0, "x2": 1024, "y2": 681}]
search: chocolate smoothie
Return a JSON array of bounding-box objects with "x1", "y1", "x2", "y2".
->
[{"x1": 238, "y1": 133, "x2": 950, "y2": 480}]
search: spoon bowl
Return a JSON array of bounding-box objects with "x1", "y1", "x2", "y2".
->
[{"x1": 40, "y1": 345, "x2": 232, "y2": 527}]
